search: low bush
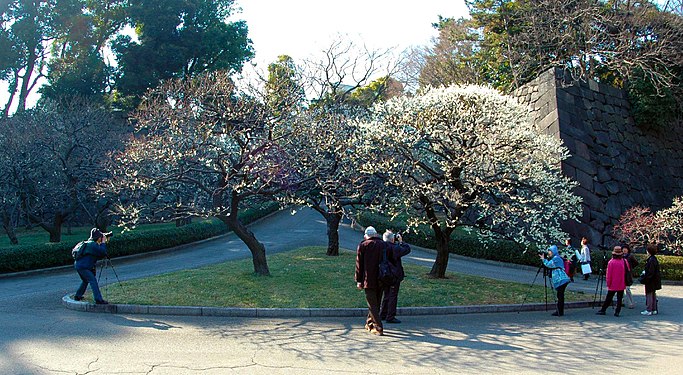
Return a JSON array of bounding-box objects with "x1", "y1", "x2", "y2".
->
[
  {"x1": 0, "y1": 203, "x2": 279, "y2": 273},
  {"x1": 357, "y1": 211, "x2": 683, "y2": 280}
]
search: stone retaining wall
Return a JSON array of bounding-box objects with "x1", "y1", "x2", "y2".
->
[{"x1": 516, "y1": 68, "x2": 683, "y2": 246}]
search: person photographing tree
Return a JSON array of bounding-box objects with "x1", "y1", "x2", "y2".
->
[
  {"x1": 73, "y1": 228, "x2": 111, "y2": 304},
  {"x1": 380, "y1": 230, "x2": 411, "y2": 324},
  {"x1": 539, "y1": 245, "x2": 571, "y2": 316}
]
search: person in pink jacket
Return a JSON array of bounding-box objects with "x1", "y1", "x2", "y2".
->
[{"x1": 596, "y1": 246, "x2": 630, "y2": 317}]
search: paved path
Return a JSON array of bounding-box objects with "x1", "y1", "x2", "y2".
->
[{"x1": 1, "y1": 208, "x2": 681, "y2": 374}]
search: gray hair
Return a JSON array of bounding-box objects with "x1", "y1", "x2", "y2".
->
[{"x1": 383, "y1": 230, "x2": 394, "y2": 242}]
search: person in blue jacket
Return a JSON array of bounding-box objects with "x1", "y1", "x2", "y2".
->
[
  {"x1": 73, "y1": 228, "x2": 110, "y2": 304},
  {"x1": 539, "y1": 245, "x2": 571, "y2": 316}
]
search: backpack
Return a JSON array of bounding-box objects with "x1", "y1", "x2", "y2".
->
[
  {"x1": 624, "y1": 259, "x2": 634, "y2": 286},
  {"x1": 71, "y1": 241, "x2": 87, "y2": 260},
  {"x1": 378, "y1": 246, "x2": 398, "y2": 286}
]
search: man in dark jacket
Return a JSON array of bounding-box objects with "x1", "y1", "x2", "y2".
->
[
  {"x1": 74, "y1": 228, "x2": 110, "y2": 304},
  {"x1": 355, "y1": 226, "x2": 391, "y2": 336},
  {"x1": 380, "y1": 230, "x2": 411, "y2": 324}
]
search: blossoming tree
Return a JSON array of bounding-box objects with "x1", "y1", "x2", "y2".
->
[
  {"x1": 109, "y1": 71, "x2": 299, "y2": 276},
  {"x1": 358, "y1": 85, "x2": 582, "y2": 278},
  {"x1": 614, "y1": 197, "x2": 683, "y2": 253}
]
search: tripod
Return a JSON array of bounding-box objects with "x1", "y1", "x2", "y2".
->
[
  {"x1": 520, "y1": 264, "x2": 551, "y2": 312},
  {"x1": 592, "y1": 249, "x2": 608, "y2": 308},
  {"x1": 98, "y1": 256, "x2": 126, "y2": 299}
]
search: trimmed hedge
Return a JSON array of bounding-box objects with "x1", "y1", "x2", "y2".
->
[
  {"x1": 357, "y1": 211, "x2": 683, "y2": 281},
  {"x1": 0, "y1": 203, "x2": 279, "y2": 273}
]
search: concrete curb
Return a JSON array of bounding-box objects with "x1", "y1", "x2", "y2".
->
[{"x1": 62, "y1": 294, "x2": 598, "y2": 317}]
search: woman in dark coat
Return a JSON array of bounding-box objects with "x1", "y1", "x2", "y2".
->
[{"x1": 640, "y1": 243, "x2": 662, "y2": 316}]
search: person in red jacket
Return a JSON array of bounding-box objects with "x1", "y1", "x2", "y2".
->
[
  {"x1": 355, "y1": 226, "x2": 392, "y2": 336},
  {"x1": 596, "y1": 246, "x2": 629, "y2": 317}
]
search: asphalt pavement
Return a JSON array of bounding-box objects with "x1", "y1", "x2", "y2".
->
[{"x1": 1, "y1": 207, "x2": 681, "y2": 374}]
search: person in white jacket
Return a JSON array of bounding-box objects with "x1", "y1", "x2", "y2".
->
[{"x1": 579, "y1": 237, "x2": 592, "y2": 280}]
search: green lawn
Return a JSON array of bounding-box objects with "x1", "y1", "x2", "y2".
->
[{"x1": 94, "y1": 246, "x2": 589, "y2": 308}]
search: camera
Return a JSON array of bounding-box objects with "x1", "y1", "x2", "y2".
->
[
  {"x1": 103, "y1": 231, "x2": 113, "y2": 239},
  {"x1": 537, "y1": 250, "x2": 548, "y2": 258}
]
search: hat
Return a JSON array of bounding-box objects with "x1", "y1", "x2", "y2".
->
[
  {"x1": 89, "y1": 228, "x2": 104, "y2": 241},
  {"x1": 612, "y1": 247, "x2": 623, "y2": 256},
  {"x1": 364, "y1": 226, "x2": 378, "y2": 237},
  {"x1": 548, "y1": 245, "x2": 559, "y2": 256}
]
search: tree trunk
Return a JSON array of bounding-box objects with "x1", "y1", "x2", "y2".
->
[
  {"x1": 325, "y1": 212, "x2": 342, "y2": 256},
  {"x1": 2, "y1": 211, "x2": 19, "y2": 245},
  {"x1": 221, "y1": 215, "x2": 270, "y2": 276},
  {"x1": 429, "y1": 228, "x2": 452, "y2": 278},
  {"x1": 48, "y1": 214, "x2": 64, "y2": 243}
]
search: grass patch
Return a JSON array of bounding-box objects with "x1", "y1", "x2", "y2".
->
[{"x1": 96, "y1": 247, "x2": 589, "y2": 308}]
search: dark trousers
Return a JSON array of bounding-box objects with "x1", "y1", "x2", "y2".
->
[
  {"x1": 600, "y1": 290, "x2": 624, "y2": 315},
  {"x1": 380, "y1": 282, "x2": 401, "y2": 320},
  {"x1": 364, "y1": 288, "x2": 383, "y2": 329},
  {"x1": 555, "y1": 283, "x2": 568, "y2": 316},
  {"x1": 75, "y1": 267, "x2": 104, "y2": 302}
]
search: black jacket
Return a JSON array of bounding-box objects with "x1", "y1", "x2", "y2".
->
[{"x1": 641, "y1": 255, "x2": 662, "y2": 293}]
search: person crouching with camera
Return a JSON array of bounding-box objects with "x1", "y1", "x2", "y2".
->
[
  {"x1": 539, "y1": 245, "x2": 571, "y2": 316},
  {"x1": 73, "y1": 228, "x2": 111, "y2": 304}
]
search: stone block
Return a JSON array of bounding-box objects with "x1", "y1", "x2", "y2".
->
[
  {"x1": 594, "y1": 183, "x2": 608, "y2": 197},
  {"x1": 202, "y1": 308, "x2": 257, "y2": 317},
  {"x1": 537, "y1": 111, "x2": 559, "y2": 132},
  {"x1": 557, "y1": 89, "x2": 575, "y2": 106},
  {"x1": 595, "y1": 131, "x2": 611, "y2": 147},
  {"x1": 575, "y1": 169, "x2": 594, "y2": 191},
  {"x1": 564, "y1": 155, "x2": 597, "y2": 175},
  {"x1": 147, "y1": 306, "x2": 202, "y2": 316},
  {"x1": 257, "y1": 308, "x2": 310, "y2": 318},
  {"x1": 561, "y1": 163, "x2": 576, "y2": 179},
  {"x1": 588, "y1": 80, "x2": 600, "y2": 92},
  {"x1": 605, "y1": 197, "x2": 623, "y2": 220},
  {"x1": 309, "y1": 308, "x2": 365, "y2": 317},
  {"x1": 590, "y1": 219, "x2": 606, "y2": 232},
  {"x1": 574, "y1": 186, "x2": 604, "y2": 211},
  {"x1": 575, "y1": 141, "x2": 590, "y2": 160},
  {"x1": 604, "y1": 181, "x2": 621, "y2": 195},
  {"x1": 116, "y1": 304, "x2": 149, "y2": 314},
  {"x1": 596, "y1": 167, "x2": 611, "y2": 183}
]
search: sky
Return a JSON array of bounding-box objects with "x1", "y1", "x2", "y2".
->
[
  {"x1": 234, "y1": 0, "x2": 470, "y2": 68},
  {"x1": 0, "y1": 0, "x2": 470, "y2": 112}
]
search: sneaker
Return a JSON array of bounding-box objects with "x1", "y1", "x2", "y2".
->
[
  {"x1": 551, "y1": 311, "x2": 563, "y2": 316},
  {"x1": 364, "y1": 323, "x2": 373, "y2": 332},
  {"x1": 596, "y1": 311, "x2": 606, "y2": 315},
  {"x1": 369, "y1": 327, "x2": 384, "y2": 336},
  {"x1": 614, "y1": 312, "x2": 620, "y2": 317},
  {"x1": 73, "y1": 296, "x2": 84, "y2": 301},
  {"x1": 653, "y1": 310, "x2": 658, "y2": 315},
  {"x1": 386, "y1": 318, "x2": 401, "y2": 324},
  {"x1": 641, "y1": 310, "x2": 652, "y2": 316},
  {"x1": 95, "y1": 300, "x2": 109, "y2": 305}
]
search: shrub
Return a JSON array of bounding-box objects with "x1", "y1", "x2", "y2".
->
[
  {"x1": 0, "y1": 202, "x2": 279, "y2": 273},
  {"x1": 357, "y1": 211, "x2": 683, "y2": 280},
  {"x1": 356, "y1": 211, "x2": 538, "y2": 266}
]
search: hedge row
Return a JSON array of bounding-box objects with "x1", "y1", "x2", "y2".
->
[
  {"x1": 356, "y1": 211, "x2": 683, "y2": 281},
  {"x1": 0, "y1": 203, "x2": 279, "y2": 274}
]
